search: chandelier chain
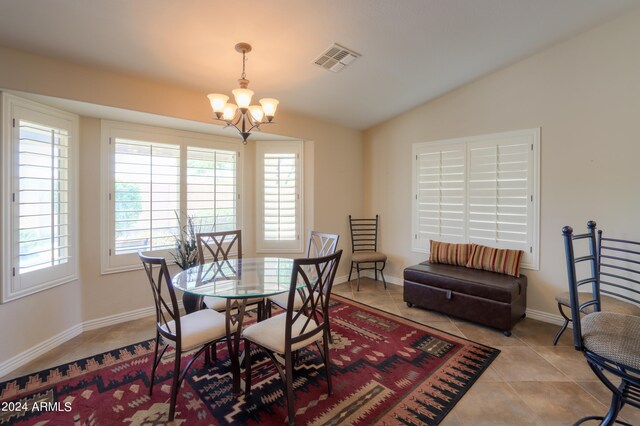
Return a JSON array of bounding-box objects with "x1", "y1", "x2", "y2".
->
[{"x1": 241, "y1": 51, "x2": 247, "y2": 80}]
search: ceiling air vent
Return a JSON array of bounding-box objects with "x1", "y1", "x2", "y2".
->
[{"x1": 313, "y1": 43, "x2": 361, "y2": 73}]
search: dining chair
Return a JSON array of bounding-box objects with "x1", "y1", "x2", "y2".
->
[
  {"x1": 348, "y1": 214, "x2": 387, "y2": 291},
  {"x1": 138, "y1": 252, "x2": 232, "y2": 422},
  {"x1": 562, "y1": 222, "x2": 640, "y2": 425},
  {"x1": 243, "y1": 250, "x2": 343, "y2": 426},
  {"x1": 196, "y1": 230, "x2": 265, "y2": 320},
  {"x1": 266, "y1": 231, "x2": 340, "y2": 317}
]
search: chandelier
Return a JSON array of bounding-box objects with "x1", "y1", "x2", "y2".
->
[{"x1": 207, "y1": 43, "x2": 279, "y2": 144}]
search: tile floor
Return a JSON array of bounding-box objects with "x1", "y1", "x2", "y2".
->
[{"x1": 2, "y1": 277, "x2": 637, "y2": 425}]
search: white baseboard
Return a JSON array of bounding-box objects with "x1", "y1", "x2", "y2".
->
[
  {"x1": 82, "y1": 305, "x2": 156, "y2": 331},
  {"x1": 0, "y1": 323, "x2": 83, "y2": 378},
  {"x1": 349, "y1": 271, "x2": 404, "y2": 286},
  {"x1": 0, "y1": 301, "x2": 174, "y2": 378},
  {"x1": 524, "y1": 307, "x2": 567, "y2": 327}
]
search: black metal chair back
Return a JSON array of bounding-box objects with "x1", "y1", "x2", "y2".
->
[
  {"x1": 597, "y1": 230, "x2": 640, "y2": 310},
  {"x1": 562, "y1": 221, "x2": 599, "y2": 350},
  {"x1": 286, "y1": 250, "x2": 343, "y2": 345},
  {"x1": 196, "y1": 230, "x2": 242, "y2": 264},
  {"x1": 139, "y1": 252, "x2": 181, "y2": 344},
  {"x1": 349, "y1": 215, "x2": 379, "y2": 253},
  {"x1": 306, "y1": 231, "x2": 340, "y2": 258},
  {"x1": 562, "y1": 222, "x2": 640, "y2": 425}
]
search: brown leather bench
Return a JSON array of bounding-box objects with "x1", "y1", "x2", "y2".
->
[{"x1": 403, "y1": 261, "x2": 527, "y2": 336}]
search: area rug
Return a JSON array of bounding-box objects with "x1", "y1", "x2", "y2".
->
[{"x1": 0, "y1": 295, "x2": 499, "y2": 425}]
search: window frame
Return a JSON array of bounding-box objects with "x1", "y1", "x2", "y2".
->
[
  {"x1": 100, "y1": 120, "x2": 243, "y2": 274},
  {"x1": 1, "y1": 93, "x2": 80, "y2": 303},
  {"x1": 412, "y1": 128, "x2": 540, "y2": 269},
  {"x1": 256, "y1": 140, "x2": 304, "y2": 253}
]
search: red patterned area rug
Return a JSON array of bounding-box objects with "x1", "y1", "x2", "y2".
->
[{"x1": 0, "y1": 295, "x2": 499, "y2": 425}]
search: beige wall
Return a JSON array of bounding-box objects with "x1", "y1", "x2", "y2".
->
[
  {"x1": 0, "y1": 46, "x2": 363, "y2": 365},
  {"x1": 364, "y1": 9, "x2": 640, "y2": 316}
]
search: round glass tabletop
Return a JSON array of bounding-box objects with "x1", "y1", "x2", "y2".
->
[{"x1": 172, "y1": 257, "x2": 299, "y2": 299}]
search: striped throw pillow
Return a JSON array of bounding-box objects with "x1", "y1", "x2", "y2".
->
[
  {"x1": 429, "y1": 241, "x2": 471, "y2": 266},
  {"x1": 465, "y1": 244, "x2": 524, "y2": 277}
]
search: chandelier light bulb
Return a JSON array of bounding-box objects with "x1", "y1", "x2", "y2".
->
[
  {"x1": 259, "y1": 98, "x2": 279, "y2": 120},
  {"x1": 232, "y1": 88, "x2": 253, "y2": 109},
  {"x1": 248, "y1": 105, "x2": 264, "y2": 123},
  {"x1": 223, "y1": 103, "x2": 238, "y2": 121},
  {"x1": 207, "y1": 94, "x2": 229, "y2": 115}
]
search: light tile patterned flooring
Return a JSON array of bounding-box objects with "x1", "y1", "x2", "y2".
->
[{"x1": 2, "y1": 277, "x2": 638, "y2": 425}]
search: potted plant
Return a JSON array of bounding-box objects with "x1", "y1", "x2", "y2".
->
[{"x1": 171, "y1": 212, "x2": 199, "y2": 270}]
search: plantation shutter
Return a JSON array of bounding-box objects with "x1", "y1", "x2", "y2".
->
[
  {"x1": 187, "y1": 147, "x2": 237, "y2": 232},
  {"x1": 16, "y1": 118, "x2": 72, "y2": 286},
  {"x1": 413, "y1": 143, "x2": 466, "y2": 250},
  {"x1": 264, "y1": 152, "x2": 297, "y2": 240},
  {"x1": 113, "y1": 139, "x2": 180, "y2": 254},
  {"x1": 412, "y1": 129, "x2": 539, "y2": 269},
  {"x1": 256, "y1": 140, "x2": 303, "y2": 253},
  {"x1": 467, "y1": 138, "x2": 531, "y2": 251},
  {"x1": 6, "y1": 98, "x2": 79, "y2": 301}
]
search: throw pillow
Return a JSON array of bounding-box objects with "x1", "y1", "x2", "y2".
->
[
  {"x1": 429, "y1": 240, "x2": 471, "y2": 266},
  {"x1": 465, "y1": 244, "x2": 524, "y2": 277}
]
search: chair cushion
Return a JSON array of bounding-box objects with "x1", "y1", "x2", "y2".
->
[
  {"x1": 161, "y1": 309, "x2": 232, "y2": 351},
  {"x1": 582, "y1": 312, "x2": 640, "y2": 370},
  {"x1": 352, "y1": 251, "x2": 387, "y2": 262},
  {"x1": 555, "y1": 292, "x2": 640, "y2": 316},
  {"x1": 204, "y1": 296, "x2": 264, "y2": 312},
  {"x1": 268, "y1": 291, "x2": 304, "y2": 311},
  {"x1": 242, "y1": 312, "x2": 323, "y2": 354}
]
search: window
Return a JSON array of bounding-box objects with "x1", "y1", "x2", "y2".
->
[
  {"x1": 412, "y1": 128, "x2": 539, "y2": 268},
  {"x1": 1, "y1": 93, "x2": 79, "y2": 302},
  {"x1": 256, "y1": 141, "x2": 303, "y2": 253},
  {"x1": 102, "y1": 121, "x2": 242, "y2": 273}
]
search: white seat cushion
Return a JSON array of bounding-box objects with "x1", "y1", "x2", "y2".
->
[
  {"x1": 161, "y1": 309, "x2": 233, "y2": 351},
  {"x1": 204, "y1": 296, "x2": 265, "y2": 312},
  {"x1": 243, "y1": 313, "x2": 323, "y2": 354},
  {"x1": 268, "y1": 291, "x2": 304, "y2": 311}
]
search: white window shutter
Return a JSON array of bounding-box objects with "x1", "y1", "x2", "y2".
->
[
  {"x1": 468, "y1": 139, "x2": 530, "y2": 249},
  {"x1": 412, "y1": 129, "x2": 539, "y2": 269},
  {"x1": 113, "y1": 139, "x2": 180, "y2": 255},
  {"x1": 414, "y1": 143, "x2": 466, "y2": 251},
  {"x1": 3, "y1": 94, "x2": 79, "y2": 302},
  {"x1": 256, "y1": 140, "x2": 304, "y2": 253},
  {"x1": 187, "y1": 147, "x2": 237, "y2": 232}
]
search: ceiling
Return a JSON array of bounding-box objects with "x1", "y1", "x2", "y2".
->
[{"x1": 0, "y1": 0, "x2": 638, "y2": 130}]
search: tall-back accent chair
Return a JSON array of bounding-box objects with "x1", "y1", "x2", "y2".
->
[
  {"x1": 562, "y1": 222, "x2": 640, "y2": 425},
  {"x1": 348, "y1": 215, "x2": 387, "y2": 291},
  {"x1": 266, "y1": 231, "x2": 339, "y2": 320},
  {"x1": 243, "y1": 250, "x2": 342, "y2": 426},
  {"x1": 139, "y1": 252, "x2": 231, "y2": 422},
  {"x1": 196, "y1": 230, "x2": 264, "y2": 320}
]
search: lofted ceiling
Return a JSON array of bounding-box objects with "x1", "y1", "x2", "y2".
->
[{"x1": 0, "y1": 0, "x2": 638, "y2": 130}]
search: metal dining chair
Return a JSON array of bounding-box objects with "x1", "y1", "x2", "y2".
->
[
  {"x1": 196, "y1": 230, "x2": 265, "y2": 320},
  {"x1": 266, "y1": 231, "x2": 340, "y2": 316},
  {"x1": 562, "y1": 222, "x2": 640, "y2": 425},
  {"x1": 349, "y1": 215, "x2": 387, "y2": 291},
  {"x1": 243, "y1": 250, "x2": 342, "y2": 426},
  {"x1": 139, "y1": 252, "x2": 232, "y2": 422}
]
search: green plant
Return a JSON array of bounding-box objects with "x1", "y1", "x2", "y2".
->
[{"x1": 171, "y1": 212, "x2": 199, "y2": 270}]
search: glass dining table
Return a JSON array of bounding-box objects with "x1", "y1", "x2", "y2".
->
[{"x1": 172, "y1": 257, "x2": 302, "y2": 395}]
